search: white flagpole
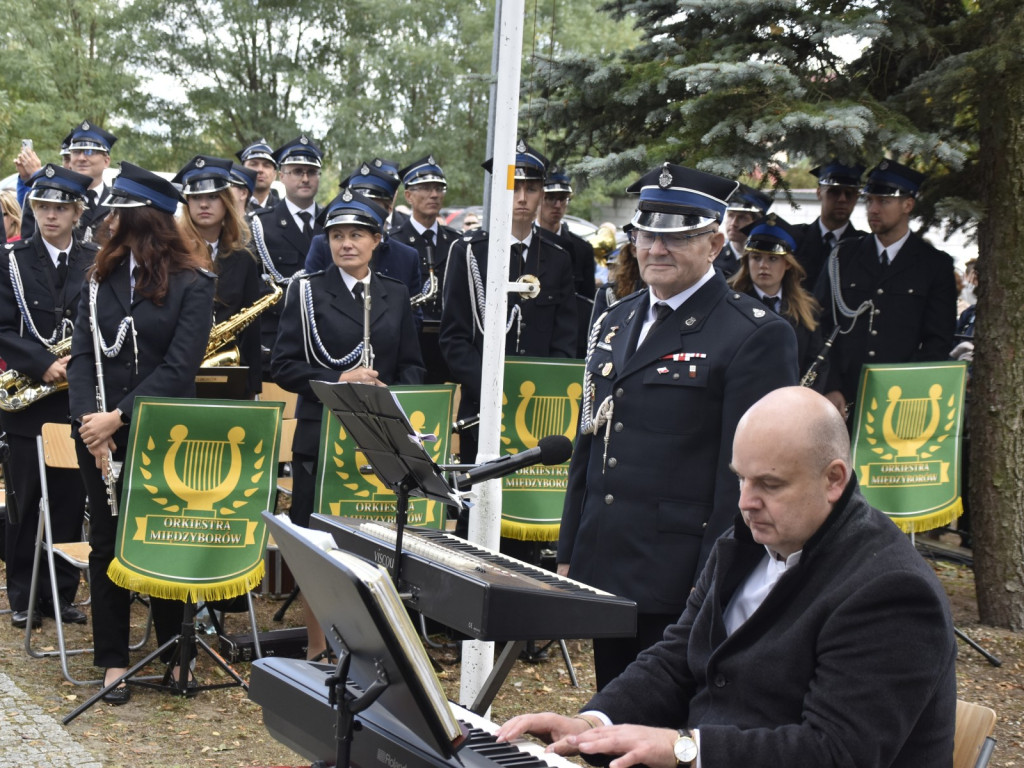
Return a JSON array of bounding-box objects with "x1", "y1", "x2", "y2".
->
[{"x1": 458, "y1": 0, "x2": 525, "y2": 711}]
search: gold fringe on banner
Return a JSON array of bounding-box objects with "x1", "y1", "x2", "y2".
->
[
  {"x1": 500, "y1": 520, "x2": 561, "y2": 541},
  {"x1": 889, "y1": 498, "x2": 963, "y2": 534},
  {"x1": 106, "y1": 561, "x2": 266, "y2": 604}
]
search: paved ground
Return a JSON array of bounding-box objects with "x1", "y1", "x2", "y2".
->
[{"x1": 0, "y1": 670, "x2": 103, "y2": 768}]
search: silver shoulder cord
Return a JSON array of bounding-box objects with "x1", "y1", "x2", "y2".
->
[
  {"x1": 296, "y1": 275, "x2": 365, "y2": 370},
  {"x1": 466, "y1": 242, "x2": 521, "y2": 339},
  {"x1": 9, "y1": 254, "x2": 73, "y2": 345},
  {"x1": 88, "y1": 278, "x2": 138, "y2": 370},
  {"x1": 251, "y1": 214, "x2": 303, "y2": 285},
  {"x1": 579, "y1": 309, "x2": 616, "y2": 473},
  {"x1": 827, "y1": 241, "x2": 876, "y2": 333}
]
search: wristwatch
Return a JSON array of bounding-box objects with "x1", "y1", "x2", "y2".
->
[{"x1": 673, "y1": 730, "x2": 698, "y2": 766}]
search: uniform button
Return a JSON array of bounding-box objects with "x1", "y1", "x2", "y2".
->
[
  {"x1": 908, "y1": 288, "x2": 914, "y2": 294},
  {"x1": 604, "y1": 494, "x2": 614, "y2": 505},
  {"x1": 121, "y1": 387, "x2": 128, "y2": 393},
  {"x1": 874, "y1": 309, "x2": 881, "y2": 316},
  {"x1": 701, "y1": 521, "x2": 707, "y2": 529},
  {"x1": 607, "y1": 457, "x2": 617, "y2": 468},
  {"x1": 871, "y1": 330, "x2": 877, "y2": 336},
  {"x1": 868, "y1": 350, "x2": 876, "y2": 357},
  {"x1": 615, "y1": 388, "x2": 624, "y2": 398},
  {"x1": 32, "y1": 300, "x2": 39, "y2": 306},
  {"x1": 876, "y1": 288, "x2": 884, "y2": 295},
  {"x1": 614, "y1": 422, "x2": 623, "y2": 432},
  {"x1": 64, "y1": 308, "x2": 72, "y2": 317},
  {"x1": 713, "y1": 674, "x2": 727, "y2": 688},
  {"x1": 673, "y1": 373, "x2": 680, "y2": 380}
]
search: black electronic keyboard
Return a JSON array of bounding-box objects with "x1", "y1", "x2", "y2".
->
[
  {"x1": 311, "y1": 516, "x2": 636, "y2": 641},
  {"x1": 251, "y1": 657, "x2": 578, "y2": 768}
]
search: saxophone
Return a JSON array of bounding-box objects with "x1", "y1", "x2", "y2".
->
[
  {"x1": 0, "y1": 336, "x2": 73, "y2": 412},
  {"x1": 202, "y1": 278, "x2": 283, "y2": 366}
]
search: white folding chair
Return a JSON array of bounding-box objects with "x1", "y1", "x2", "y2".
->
[{"x1": 24, "y1": 423, "x2": 152, "y2": 685}]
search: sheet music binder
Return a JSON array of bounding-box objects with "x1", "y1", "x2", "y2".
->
[{"x1": 262, "y1": 511, "x2": 464, "y2": 757}]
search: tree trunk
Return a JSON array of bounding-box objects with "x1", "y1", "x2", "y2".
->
[{"x1": 971, "y1": 2, "x2": 1024, "y2": 628}]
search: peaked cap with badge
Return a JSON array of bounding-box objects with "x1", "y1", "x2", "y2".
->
[
  {"x1": 742, "y1": 213, "x2": 799, "y2": 255},
  {"x1": 102, "y1": 162, "x2": 184, "y2": 214},
  {"x1": 237, "y1": 138, "x2": 277, "y2": 166},
  {"x1": 625, "y1": 162, "x2": 738, "y2": 233},
  {"x1": 344, "y1": 163, "x2": 400, "y2": 201},
  {"x1": 482, "y1": 139, "x2": 548, "y2": 180},
  {"x1": 725, "y1": 182, "x2": 773, "y2": 216},
  {"x1": 68, "y1": 121, "x2": 117, "y2": 153},
  {"x1": 27, "y1": 165, "x2": 93, "y2": 203},
  {"x1": 543, "y1": 170, "x2": 573, "y2": 195},
  {"x1": 320, "y1": 189, "x2": 388, "y2": 234},
  {"x1": 812, "y1": 160, "x2": 865, "y2": 188},
  {"x1": 400, "y1": 155, "x2": 446, "y2": 188},
  {"x1": 172, "y1": 155, "x2": 234, "y2": 196},
  {"x1": 861, "y1": 159, "x2": 926, "y2": 198},
  {"x1": 273, "y1": 136, "x2": 322, "y2": 168}
]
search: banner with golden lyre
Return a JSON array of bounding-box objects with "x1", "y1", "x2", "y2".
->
[
  {"x1": 851, "y1": 362, "x2": 968, "y2": 532},
  {"x1": 108, "y1": 398, "x2": 283, "y2": 602},
  {"x1": 500, "y1": 357, "x2": 584, "y2": 541},
  {"x1": 313, "y1": 385, "x2": 455, "y2": 529}
]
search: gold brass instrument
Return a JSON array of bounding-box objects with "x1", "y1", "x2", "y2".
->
[
  {"x1": 586, "y1": 222, "x2": 619, "y2": 267},
  {"x1": 202, "y1": 279, "x2": 283, "y2": 367},
  {"x1": 0, "y1": 336, "x2": 72, "y2": 412},
  {"x1": 410, "y1": 265, "x2": 438, "y2": 307}
]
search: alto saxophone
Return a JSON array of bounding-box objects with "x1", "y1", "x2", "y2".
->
[
  {"x1": 0, "y1": 336, "x2": 73, "y2": 412},
  {"x1": 202, "y1": 278, "x2": 283, "y2": 367}
]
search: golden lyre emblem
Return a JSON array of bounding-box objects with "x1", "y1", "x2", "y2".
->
[
  {"x1": 162, "y1": 425, "x2": 246, "y2": 512},
  {"x1": 880, "y1": 384, "x2": 943, "y2": 458},
  {"x1": 514, "y1": 380, "x2": 584, "y2": 449}
]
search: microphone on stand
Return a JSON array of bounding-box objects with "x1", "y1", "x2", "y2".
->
[{"x1": 454, "y1": 435, "x2": 574, "y2": 489}]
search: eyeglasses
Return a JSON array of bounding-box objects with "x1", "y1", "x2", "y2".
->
[
  {"x1": 283, "y1": 168, "x2": 320, "y2": 179},
  {"x1": 70, "y1": 149, "x2": 106, "y2": 157},
  {"x1": 630, "y1": 229, "x2": 714, "y2": 251}
]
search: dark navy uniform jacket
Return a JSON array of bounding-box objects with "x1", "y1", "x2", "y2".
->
[
  {"x1": 388, "y1": 218, "x2": 461, "y2": 323},
  {"x1": 814, "y1": 233, "x2": 956, "y2": 403},
  {"x1": 440, "y1": 227, "x2": 577, "y2": 421},
  {"x1": 213, "y1": 246, "x2": 270, "y2": 396},
  {"x1": 0, "y1": 232, "x2": 96, "y2": 436},
  {"x1": 793, "y1": 218, "x2": 863, "y2": 290},
  {"x1": 270, "y1": 268, "x2": 424, "y2": 457},
  {"x1": 67, "y1": 260, "x2": 216, "y2": 452},
  {"x1": 558, "y1": 272, "x2": 798, "y2": 615}
]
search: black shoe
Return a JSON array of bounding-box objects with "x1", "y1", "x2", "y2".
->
[
  {"x1": 102, "y1": 684, "x2": 131, "y2": 705},
  {"x1": 519, "y1": 641, "x2": 550, "y2": 663},
  {"x1": 40, "y1": 602, "x2": 88, "y2": 624},
  {"x1": 10, "y1": 609, "x2": 42, "y2": 629}
]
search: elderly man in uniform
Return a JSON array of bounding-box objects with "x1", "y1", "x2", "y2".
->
[
  {"x1": 713, "y1": 183, "x2": 772, "y2": 278},
  {"x1": 501, "y1": 387, "x2": 956, "y2": 768},
  {"x1": 793, "y1": 160, "x2": 865, "y2": 289},
  {"x1": 391, "y1": 156, "x2": 460, "y2": 383},
  {"x1": 558, "y1": 163, "x2": 798, "y2": 688},
  {"x1": 238, "y1": 138, "x2": 280, "y2": 214},
  {"x1": 252, "y1": 136, "x2": 323, "y2": 371},
  {"x1": 537, "y1": 170, "x2": 596, "y2": 358},
  {"x1": 813, "y1": 159, "x2": 956, "y2": 419}
]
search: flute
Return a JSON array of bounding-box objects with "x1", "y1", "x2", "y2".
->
[
  {"x1": 89, "y1": 291, "x2": 120, "y2": 516},
  {"x1": 359, "y1": 277, "x2": 374, "y2": 370}
]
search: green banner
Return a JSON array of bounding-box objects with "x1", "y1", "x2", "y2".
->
[
  {"x1": 499, "y1": 357, "x2": 584, "y2": 541},
  {"x1": 109, "y1": 398, "x2": 283, "y2": 602},
  {"x1": 313, "y1": 385, "x2": 455, "y2": 529},
  {"x1": 851, "y1": 362, "x2": 968, "y2": 532}
]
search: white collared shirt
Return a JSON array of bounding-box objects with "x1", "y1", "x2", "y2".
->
[
  {"x1": 339, "y1": 269, "x2": 369, "y2": 299},
  {"x1": 41, "y1": 237, "x2": 72, "y2": 269},
  {"x1": 874, "y1": 229, "x2": 912, "y2": 263},
  {"x1": 635, "y1": 265, "x2": 716, "y2": 348},
  {"x1": 409, "y1": 217, "x2": 438, "y2": 241},
  {"x1": 817, "y1": 219, "x2": 851, "y2": 242},
  {"x1": 723, "y1": 547, "x2": 803, "y2": 635},
  {"x1": 284, "y1": 198, "x2": 316, "y2": 232}
]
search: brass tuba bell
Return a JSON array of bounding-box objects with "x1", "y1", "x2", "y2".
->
[{"x1": 586, "y1": 222, "x2": 619, "y2": 267}]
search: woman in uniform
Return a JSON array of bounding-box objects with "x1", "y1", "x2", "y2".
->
[
  {"x1": 729, "y1": 214, "x2": 826, "y2": 390},
  {"x1": 67, "y1": 162, "x2": 216, "y2": 703},
  {"x1": 0, "y1": 166, "x2": 94, "y2": 629},
  {"x1": 174, "y1": 155, "x2": 270, "y2": 397},
  {"x1": 271, "y1": 189, "x2": 424, "y2": 659}
]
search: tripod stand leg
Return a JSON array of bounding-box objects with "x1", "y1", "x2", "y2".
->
[
  {"x1": 954, "y1": 626, "x2": 1002, "y2": 667},
  {"x1": 273, "y1": 584, "x2": 300, "y2": 621}
]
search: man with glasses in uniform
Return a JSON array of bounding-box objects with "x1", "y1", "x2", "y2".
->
[
  {"x1": 557, "y1": 163, "x2": 799, "y2": 688},
  {"x1": 793, "y1": 160, "x2": 864, "y2": 289}
]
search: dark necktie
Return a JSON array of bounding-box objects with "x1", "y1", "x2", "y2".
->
[
  {"x1": 422, "y1": 228, "x2": 435, "y2": 263},
  {"x1": 131, "y1": 265, "x2": 140, "y2": 301},
  {"x1": 761, "y1": 295, "x2": 779, "y2": 313},
  {"x1": 823, "y1": 231, "x2": 836, "y2": 251},
  {"x1": 87, "y1": 190, "x2": 98, "y2": 208},
  {"x1": 56, "y1": 252, "x2": 68, "y2": 292},
  {"x1": 511, "y1": 242, "x2": 525, "y2": 261},
  {"x1": 880, "y1": 249, "x2": 890, "y2": 268},
  {"x1": 298, "y1": 211, "x2": 313, "y2": 238},
  {"x1": 352, "y1": 280, "x2": 364, "y2": 303},
  {"x1": 651, "y1": 301, "x2": 673, "y2": 328}
]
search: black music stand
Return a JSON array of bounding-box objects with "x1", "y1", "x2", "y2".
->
[
  {"x1": 260, "y1": 511, "x2": 466, "y2": 767},
  {"x1": 195, "y1": 366, "x2": 250, "y2": 400},
  {"x1": 308, "y1": 381, "x2": 461, "y2": 584}
]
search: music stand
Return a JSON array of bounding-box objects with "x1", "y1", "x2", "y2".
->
[
  {"x1": 195, "y1": 366, "x2": 250, "y2": 400},
  {"x1": 309, "y1": 381, "x2": 461, "y2": 584},
  {"x1": 259, "y1": 511, "x2": 466, "y2": 767}
]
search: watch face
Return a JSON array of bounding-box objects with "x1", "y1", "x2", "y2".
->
[{"x1": 674, "y1": 735, "x2": 698, "y2": 764}]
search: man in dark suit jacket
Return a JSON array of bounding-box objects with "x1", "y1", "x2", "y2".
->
[
  {"x1": 440, "y1": 141, "x2": 577, "y2": 466},
  {"x1": 0, "y1": 166, "x2": 96, "y2": 627},
  {"x1": 793, "y1": 159, "x2": 865, "y2": 289},
  {"x1": 814, "y1": 160, "x2": 957, "y2": 416},
  {"x1": 557, "y1": 163, "x2": 798, "y2": 688},
  {"x1": 500, "y1": 387, "x2": 956, "y2": 768},
  {"x1": 237, "y1": 138, "x2": 281, "y2": 214},
  {"x1": 391, "y1": 155, "x2": 461, "y2": 382},
  {"x1": 253, "y1": 136, "x2": 324, "y2": 365}
]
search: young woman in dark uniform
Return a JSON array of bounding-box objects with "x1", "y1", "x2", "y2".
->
[
  {"x1": 67, "y1": 162, "x2": 216, "y2": 703},
  {"x1": 0, "y1": 166, "x2": 94, "y2": 628},
  {"x1": 174, "y1": 155, "x2": 272, "y2": 397},
  {"x1": 271, "y1": 189, "x2": 424, "y2": 659},
  {"x1": 730, "y1": 214, "x2": 827, "y2": 390}
]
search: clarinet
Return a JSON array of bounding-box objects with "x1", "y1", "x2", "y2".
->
[
  {"x1": 800, "y1": 324, "x2": 841, "y2": 388},
  {"x1": 358, "y1": 277, "x2": 374, "y2": 370},
  {"x1": 89, "y1": 292, "x2": 120, "y2": 517}
]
